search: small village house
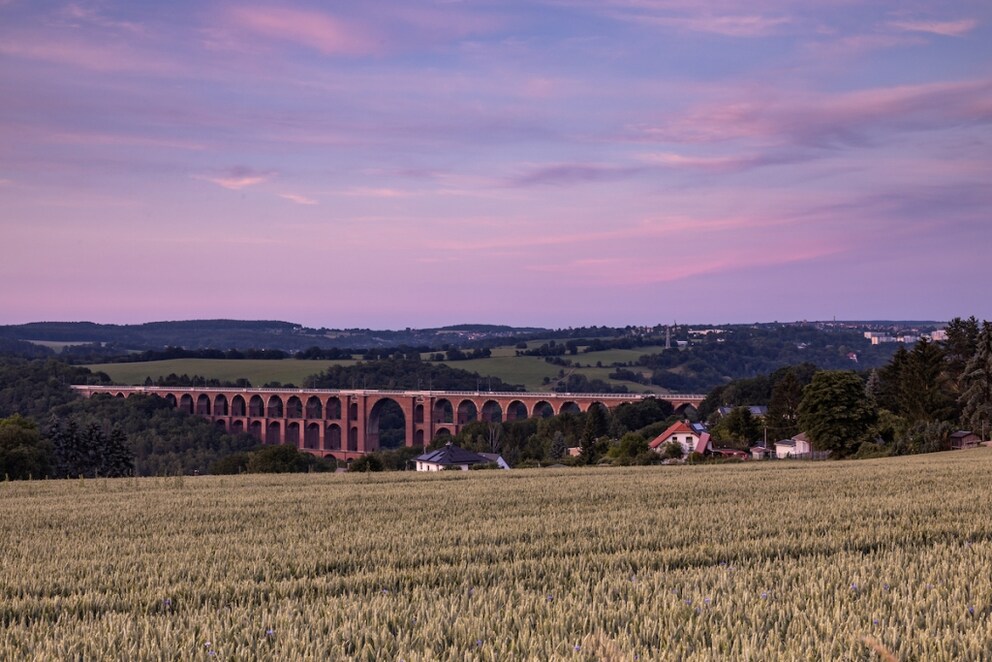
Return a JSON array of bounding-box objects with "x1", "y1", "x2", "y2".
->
[
  {"x1": 414, "y1": 442, "x2": 509, "y2": 471},
  {"x1": 775, "y1": 432, "x2": 813, "y2": 459},
  {"x1": 649, "y1": 420, "x2": 712, "y2": 457}
]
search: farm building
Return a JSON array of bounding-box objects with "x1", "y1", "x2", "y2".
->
[
  {"x1": 949, "y1": 431, "x2": 981, "y2": 450},
  {"x1": 414, "y1": 442, "x2": 509, "y2": 472}
]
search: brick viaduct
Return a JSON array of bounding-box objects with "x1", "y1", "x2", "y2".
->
[{"x1": 71, "y1": 386, "x2": 706, "y2": 461}]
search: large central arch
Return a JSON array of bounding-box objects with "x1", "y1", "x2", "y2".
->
[{"x1": 367, "y1": 398, "x2": 406, "y2": 451}]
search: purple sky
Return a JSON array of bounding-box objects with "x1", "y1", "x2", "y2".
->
[{"x1": 2, "y1": 1, "x2": 990, "y2": 328}]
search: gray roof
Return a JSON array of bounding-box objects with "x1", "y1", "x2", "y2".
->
[
  {"x1": 416, "y1": 442, "x2": 492, "y2": 466},
  {"x1": 950, "y1": 430, "x2": 975, "y2": 438}
]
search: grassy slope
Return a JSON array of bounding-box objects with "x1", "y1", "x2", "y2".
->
[
  {"x1": 85, "y1": 358, "x2": 357, "y2": 386},
  {"x1": 86, "y1": 345, "x2": 667, "y2": 392},
  {"x1": 2, "y1": 450, "x2": 991, "y2": 659}
]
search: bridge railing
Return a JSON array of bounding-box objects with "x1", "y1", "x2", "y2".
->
[{"x1": 70, "y1": 385, "x2": 706, "y2": 401}]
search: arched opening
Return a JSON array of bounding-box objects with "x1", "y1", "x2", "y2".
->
[
  {"x1": 115, "y1": 392, "x2": 125, "y2": 399},
  {"x1": 249, "y1": 395, "x2": 264, "y2": 417},
  {"x1": 414, "y1": 429, "x2": 425, "y2": 446},
  {"x1": 675, "y1": 403, "x2": 699, "y2": 422},
  {"x1": 179, "y1": 394, "x2": 194, "y2": 415},
  {"x1": 506, "y1": 400, "x2": 528, "y2": 421},
  {"x1": 368, "y1": 398, "x2": 406, "y2": 451},
  {"x1": 435, "y1": 428, "x2": 451, "y2": 440},
  {"x1": 249, "y1": 420, "x2": 262, "y2": 439},
  {"x1": 286, "y1": 422, "x2": 300, "y2": 447},
  {"x1": 304, "y1": 423, "x2": 321, "y2": 449},
  {"x1": 215, "y1": 420, "x2": 226, "y2": 432},
  {"x1": 267, "y1": 396, "x2": 284, "y2": 418},
  {"x1": 231, "y1": 395, "x2": 246, "y2": 417},
  {"x1": 433, "y1": 399, "x2": 453, "y2": 424},
  {"x1": 414, "y1": 404, "x2": 424, "y2": 423},
  {"x1": 482, "y1": 400, "x2": 503, "y2": 423},
  {"x1": 266, "y1": 421, "x2": 281, "y2": 444},
  {"x1": 231, "y1": 420, "x2": 244, "y2": 435},
  {"x1": 165, "y1": 394, "x2": 177, "y2": 409},
  {"x1": 196, "y1": 394, "x2": 211, "y2": 416},
  {"x1": 533, "y1": 401, "x2": 554, "y2": 418},
  {"x1": 349, "y1": 402, "x2": 358, "y2": 420},
  {"x1": 286, "y1": 396, "x2": 302, "y2": 419},
  {"x1": 457, "y1": 400, "x2": 478, "y2": 424},
  {"x1": 560, "y1": 402, "x2": 581, "y2": 416},
  {"x1": 326, "y1": 397, "x2": 342, "y2": 419},
  {"x1": 325, "y1": 424, "x2": 342, "y2": 451},
  {"x1": 348, "y1": 426, "x2": 358, "y2": 451},
  {"x1": 306, "y1": 396, "x2": 322, "y2": 419},
  {"x1": 214, "y1": 394, "x2": 229, "y2": 416}
]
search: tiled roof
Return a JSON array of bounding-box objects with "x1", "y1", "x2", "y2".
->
[
  {"x1": 648, "y1": 420, "x2": 696, "y2": 449},
  {"x1": 416, "y1": 442, "x2": 490, "y2": 466}
]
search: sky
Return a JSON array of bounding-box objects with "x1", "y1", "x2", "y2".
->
[{"x1": 1, "y1": 0, "x2": 990, "y2": 328}]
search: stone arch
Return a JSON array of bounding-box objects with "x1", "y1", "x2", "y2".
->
[
  {"x1": 325, "y1": 424, "x2": 342, "y2": 451},
  {"x1": 231, "y1": 420, "x2": 244, "y2": 435},
  {"x1": 267, "y1": 396, "x2": 284, "y2": 418},
  {"x1": 179, "y1": 394, "x2": 194, "y2": 414},
  {"x1": 533, "y1": 401, "x2": 554, "y2": 418},
  {"x1": 326, "y1": 397, "x2": 342, "y2": 419},
  {"x1": 349, "y1": 402, "x2": 358, "y2": 420},
  {"x1": 304, "y1": 423, "x2": 321, "y2": 449},
  {"x1": 481, "y1": 400, "x2": 503, "y2": 423},
  {"x1": 435, "y1": 428, "x2": 451, "y2": 440},
  {"x1": 306, "y1": 396, "x2": 322, "y2": 419},
  {"x1": 114, "y1": 392, "x2": 126, "y2": 399},
  {"x1": 249, "y1": 420, "x2": 262, "y2": 439},
  {"x1": 559, "y1": 401, "x2": 580, "y2": 415},
  {"x1": 433, "y1": 398, "x2": 453, "y2": 424},
  {"x1": 414, "y1": 403, "x2": 424, "y2": 423},
  {"x1": 214, "y1": 394, "x2": 229, "y2": 416},
  {"x1": 674, "y1": 402, "x2": 698, "y2": 420},
  {"x1": 368, "y1": 398, "x2": 406, "y2": 450},
  {"x1": 196, "y1": 394, "x2": 211, "y2": 416},
  {"x1": 457, "y1": 400, "x2": 478, "y2": 424},
  {"x1": 286, "y1": 396, "x2": 303, "y2": 418},
  {"x1": 506, "y1": 400, "x2": 528, "y2": 421},
  {"x1": 348, "y1": 426, "x2": 358, "y2": 451},
  {"x1": 249, "y1": 395, "x2": 264, "y2": 417},
  {"x1": 266, "y1": 421, "x2": 281, "y2": 444},
  {"x1": 414, "y1": 429, "x2": 425, "y2": 446},
  {"x1": 165, "y1": 393, "x2": 178, "y2": 409},
  {"x1": 231, "y1": 395, "x2": 246, "y2": 417},
  {"x1": 215, "y1": 420, "x2": 226, "y2": 432},
  {"x1": 587, "y1": 401, "x2": 607, "y2": 414},
  {"x1": 286, "y1": 422, "x2": 300, "y2": 447}
]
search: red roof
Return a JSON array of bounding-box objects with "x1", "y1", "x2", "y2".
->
[{"x1": 649, "y1": 420, "x2": 698, "y2": 450}]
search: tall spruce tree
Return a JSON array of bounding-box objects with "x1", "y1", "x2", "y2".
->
[
  {"x1": 960, "y1": 321, "x2": 992, "y2": 440},
  {"x1": 898, "y1": 338, "x2": 954, "y2": 423}
]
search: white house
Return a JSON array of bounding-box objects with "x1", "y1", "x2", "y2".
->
[
  {"x1": 414, "y1": 442, "x2": 509, "y2": 472},
  {"x1": 774, "y1": 433, "x2": 813, "y2": 459},
  {"x1": 649, "y1": 420, "x2": 712, "y2": 456}
]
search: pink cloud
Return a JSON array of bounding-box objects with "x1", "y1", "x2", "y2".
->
[
  {"x1": 629, "y1": 79, "x2": 992, "y2": 147},
  {"x1": 194, "y1": 167, "x2": 274, "y2": 190},
  {"x1": 526, "y1": 242, "x2": 846, "y2": 286},
  {"x1": 278, "y1": 193, "x2": 317, "y2": 205},
  {"x1": 0, "y1": 34, "x2": 177, "y2": 73},
  {"x1": 226, "y1": 7, "x2": 380, "y2": 56},
  {"x1": 889, "y1": 18, "x2": 978, "y2": 37}
]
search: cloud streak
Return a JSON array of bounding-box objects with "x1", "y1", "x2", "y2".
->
[
  {"x1": 194, "y1": 167, "x2": 275, "y2": 190},
  {"x1": 889, "y1": 18, "x2": 978, "y2": 37},
  {"x1": 225, "y1": 7, "x2": 380, "y2": 56}
]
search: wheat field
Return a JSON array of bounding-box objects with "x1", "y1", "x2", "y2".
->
[{"x1": 2, "y1": 451, "x2": 991, "y2": 660}]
